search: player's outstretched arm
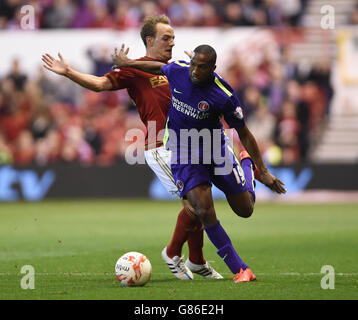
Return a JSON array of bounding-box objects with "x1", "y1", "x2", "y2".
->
[
  {"x1": 42, "y1": 52, "x2": 112, "y2": 92},
  {"x1": 112, "y1": 44, "x2": 165, "y2": 75},
  {"x1": 236, "y1": 125, "x2": 286, "y2": 194}
]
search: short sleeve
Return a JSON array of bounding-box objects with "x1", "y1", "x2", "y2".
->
[
  {"x1": 161, "y1": 63, "x2": 173, "y2": 79},
  {"x1": 222, "y1": 94, "x2": 245, "y2": 129},
  {"x1": 161, "y1": 60, "x2": 189, "y2": 81},
  {"x1": 104, "y1": 68, "x2": 136, "y2": 90}
]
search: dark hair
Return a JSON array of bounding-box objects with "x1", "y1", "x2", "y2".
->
[
  {"x1": 193, "y1": 45, "x2": 217, "y2": 64},
  {"x1": 140, "y1": 15, "x2": 171, "y2": 47}
]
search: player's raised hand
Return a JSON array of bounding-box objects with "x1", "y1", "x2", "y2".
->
[
  {"x1": 259, "y1": 170, "x2": 286, "y2": 194},
  {"x1": 112, "y1": 44, "x2": 131, "y2": 69},
  {"x1": 42, "y1": 53, "x2": 69, "y2": 76}
]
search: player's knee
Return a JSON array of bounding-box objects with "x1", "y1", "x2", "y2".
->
[
  {"x1": 241, "y1": 204, "x2": 254, "y2": 218},
  {"x1": 183, "y1": 204, "x2": 197, "y2": 218},
  {"x1": 234, "y1": 203, "x2": 254, "y2": 218},
  {"x1": 195, "y1": 206, "x2": 216, "y2": 226}
]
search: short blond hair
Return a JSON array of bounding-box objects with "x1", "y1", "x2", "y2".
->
[{"x1": 140, "y1": 15, "x2": 171, "y2": 47}]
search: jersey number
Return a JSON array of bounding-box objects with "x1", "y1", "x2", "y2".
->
[{"x1": 233, "y1": 165, "x2": 245, "y2": 186}]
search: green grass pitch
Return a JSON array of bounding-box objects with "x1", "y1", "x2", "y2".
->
[{"x1": 0, "y1": 199, "x2": 357, "y2": 300}]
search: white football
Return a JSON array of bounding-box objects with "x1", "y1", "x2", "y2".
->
[{"x1": 115, "y1": 251, "x2": 152, "y2": 286}]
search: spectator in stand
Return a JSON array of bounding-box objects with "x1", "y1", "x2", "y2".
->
[
  {"x1": 306, "y1": 58, "x2": 333, "y2": 115},
  {"x1": 285, "y1": 80, "x2": 310, "y2": 160},
  {"x1": 0, "y1": 0, "x2": 21, "y2": 28},
  {"x1": 277, "y1": 0, "x2": 302, "y2": 26},
  {"x1": 168, "y1": 0, "x2": 202, "y2": 26},
  {"x1": 281, "y1": 47, "x2": 299, "y2": 80},
  {"x1": 200, "y1": 2, "x2": 221, "y2": 26},
  {"x1": 60, "y1": 124, "x2": 94, "y2": 165},
  {"x1": 274, "y1": 100, "x2": 300, "y2": 164},
  {"x1": 349, "y1": 4, "x2": 358, "y2": 24},
  {"x1": 237, "y1": 85, "x2": 263, "y2": 119},
  {"x1": 87, "y1": 46, "x2": 113, "y2": 77},
  {"x1": 84, "y1": 117, "x2": 103, "y2": 157},
  {"x1": 90, "y1": 2, "x2": 115, "y2": 28},
  {"x1": 266, "y1": 63, "x2": 286, "y2": 116},
  {"x1": 246, "y1": 106, "x2": 276, "y2": 151},
  {"x1": 53, "y1": 73, "x2": 84, "y2": 107},
  {"x1": 222, "y1": 2, "x2": 246, "y2": 27},
  {"x1": 70, "y1": 0, "x2": 96, "y2": 28},
  {"x1": 301, "y1": 81, "x2": 326, "y2": 131},
  {"x1": 0, "y1": 77, "x2": 31, "y2": 144},
  {"x1": 13, "y1": 129, "x2": 35, "y2": 165},
  {"x1": 7, "y1": 58, "x2": 27, "y2": 91},
  {"x1": 30, "y1": 106, "x2": 52, "y2": 141},
  {"x1": 42, "y1": 0, "x2": 76, "y2": 29},
  {"x1": 252, "y1": 8, "x2": 268, "y2": 26},
  {"x1": 34, "y1": 136, "x2": 51, "y2": 165},
  {"x1": 157, "y1": 0, "x2": 173, "y2": 16},
  {"x1": 34, "y1": 128, "x2": 63, "y2": 166},
  {"x1": 141, "y1": 1, "x2": 161, "y2": 20},
  {"x1": 113, "y1": 1, "x2": 141, "y2": 30},
  {"x1": 240, "y1": 0, "x2": 256, "y2": 25},
  {"x1": 263, "y1": 0, "x2": 282, "y2": 26}
]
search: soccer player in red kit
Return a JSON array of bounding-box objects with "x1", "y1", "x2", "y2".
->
[{"x1": 42, "y1": 15, "x2": 222, "y2": 280}]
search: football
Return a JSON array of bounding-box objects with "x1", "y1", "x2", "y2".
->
[{"x1": 115, "y1": 251, "x2": 152, "y2": 286}]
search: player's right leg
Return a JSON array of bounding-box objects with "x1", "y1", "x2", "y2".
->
[{"x1": 185, "y1": 183, "x2": 255, "y2": 282}]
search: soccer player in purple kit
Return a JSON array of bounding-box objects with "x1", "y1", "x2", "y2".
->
[{"x1": 113, "y1": 44, "x2": 286, "y2": 282}]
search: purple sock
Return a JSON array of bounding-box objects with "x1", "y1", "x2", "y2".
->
[
  {"x1": 204, "y1": 221, "x2": 248, "y2": 274},
  {"x1": 241, "y1": 159, "x2": 256, "y2": 202}
]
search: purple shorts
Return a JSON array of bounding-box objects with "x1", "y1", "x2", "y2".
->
[{"x1": 171, "y1": 161, "x2": 251, "y2": 199}]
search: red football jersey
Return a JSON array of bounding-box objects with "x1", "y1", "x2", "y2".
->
[{"x1": 105, "y1": 57, "x2": 171, "y2": 149}]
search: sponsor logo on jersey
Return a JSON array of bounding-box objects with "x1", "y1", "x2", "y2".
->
[
  {"x1": 174, "y1": 88, "x2": 183, "y2": 94},
  {"x1": 149, "y1": 76, "x2": 169, "y2": 88},
  {"x1": 172, "y1": 96, "x2": 210, "y2": 120},
  {"x1": 234, "y1": 106, "x2": 244, "y2": 119},
  {"x1": 198, "y1": 101, "x2": 210, "y2": 112}
]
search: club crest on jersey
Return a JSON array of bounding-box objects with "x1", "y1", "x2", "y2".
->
[
  {"x1": 198, "y1": 101, "x2": 210, "y2": 112},
  {"x1": 176, "y1": 180, "x2": 184, "y2": 192},
  {"x1": 234, "y1": 106, "x2": 244, "y2": 119}
]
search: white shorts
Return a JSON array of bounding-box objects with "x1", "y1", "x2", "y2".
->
[{"x1": 144, "y1": 146, "x2": 180, "y2": 197}]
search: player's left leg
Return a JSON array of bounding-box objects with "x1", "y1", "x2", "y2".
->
[
  {"x1": 213, "y1": 162, "x2": 255, "y2": 219},
  {"x1": 215, "y1": 137, "x2": 256, "y2": 218},
  {"x1": 226, "y1": 150, "x2": 259, "y2": 218},
  {"x1": 145, "y1": 146, "x2": 222, "y2": 279},
  {"x1": 226, "y1": 192, "x2": 254, "y2": 218}
]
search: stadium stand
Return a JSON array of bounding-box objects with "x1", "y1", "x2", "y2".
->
[{"x1": 0, "y1": 0, "x2": 357, "y2": 166}]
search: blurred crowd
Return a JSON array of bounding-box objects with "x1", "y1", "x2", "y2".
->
[
  {"x1": 0, "y1": 38, "x2": 333, "y2": 166},
  {"x1": 227, "y1": 46, "x2": 333, "y2": 165},
  {"x1": 0, "y1": 54, "x2": 146, "y2": 166},
  {"x1": 0, "y1": 0, "x2": 338, "y2": 167},
  {"x1": 0, "y1": 0, "x2": 310, "y2": 29}
]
